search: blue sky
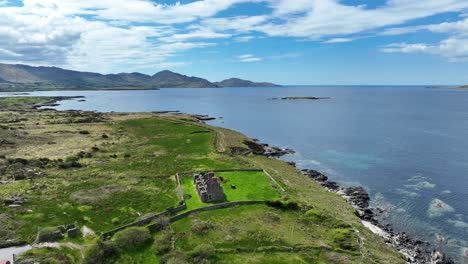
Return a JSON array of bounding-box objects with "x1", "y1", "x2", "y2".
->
[{"x1": 1, "y1": 0, "x2": 468, "y2": 85}]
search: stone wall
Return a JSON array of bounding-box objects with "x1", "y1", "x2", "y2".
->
[
  {"x1": 170, "y1": 201, "x2": 265, "y2": 222},
  {"x1": 101, "y1": 203, "x2": 187, "y2": 240}
]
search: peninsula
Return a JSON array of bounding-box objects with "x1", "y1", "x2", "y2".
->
[{"x1": 0, "y1": 96, "x2": 405, "y2": 264}]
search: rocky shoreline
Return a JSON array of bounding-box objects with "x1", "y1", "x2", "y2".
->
[
  {"x1": 31, "y1": 96, "x2": 85, "y2": 110},
  {"x1": 300, "y1": 168, "x2": 455, "y2": 264},
  {"x1": 242, "y1": 137, "x2": 454, "y2": 263},
  {"x1": 20, "y1": 97, "x2": 456, "y2": 263}
]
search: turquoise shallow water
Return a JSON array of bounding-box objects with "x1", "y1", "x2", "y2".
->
[{"x1": 2, "y1": 86, "x2": 467, "y2": 262}]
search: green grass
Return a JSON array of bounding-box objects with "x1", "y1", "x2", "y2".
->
[
  {"x1": 218, "y1": 171, "x2": 280, "y2": 202},
  {"x1": 163, "y1": 204, "x2": 362, "y2": 263},
  {"x1": 181, "y1": 171, "x2": 281, "y2": 210},
  {"x1": 0, "y1": 96, "x2": 46, "y2": 110},
  {"x1": 0, "y1": 97, "x2": 405, "y2": 264}
]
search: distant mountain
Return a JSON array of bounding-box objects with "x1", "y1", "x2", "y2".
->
[
  {"x1": 0, "y1": 63, "x2": 279, "y2": 91},
  {"x1": 152, "y1": 70, "x2": 216, "y2": 88},
  {"x1": 215, "y1": 78, "x2": 280, "y2": 87}
]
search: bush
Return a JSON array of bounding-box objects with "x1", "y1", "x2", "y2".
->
[
  {"x1": 160, "y1": 252, "x2": 190, "y2": 264},
  {"x1": 153, "y1": 231, "x2": 173, "y2": 255},
  {"x1": 36, "y1": 227, "x2": 63, "y2": 242},
  {"x1": 58, "y1": 161, "x2": 82, "y2": 169},
  {"x1": 304, "y1": 209, "x2": 327, "y2": 222},
  {"x1": 83, "y1": 240, "x2": 120, "y2": 264},
  {"x1": 265, "y1": 200, "x2": 300, "y2": 211},
  {"x1": 113, "y1": 227, "x2": 151, "y2": 251},
  {"x1": 111, "y1": 217, "x2": 120, "y2": 225},
  {"x1": 191, "y1": 243, "x2": 215, "y2": 259},
  {"x1": 330, "y1": 229, "x2": 358, "y2": 251},
  {"x1": 191, "y1": 220, "x2": 215, "y2": 235},
  {"x1": 151, "y1": 216, "x2": 170, "y2": 232}
]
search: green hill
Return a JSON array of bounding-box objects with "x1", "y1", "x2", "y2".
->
[{"x1": 0, "y1": 63, "x2": 280, "y2": 91}]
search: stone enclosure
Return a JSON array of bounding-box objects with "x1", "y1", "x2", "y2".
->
[{"x1": 193, "y1": 171, "x2": 225, "y2": 203}]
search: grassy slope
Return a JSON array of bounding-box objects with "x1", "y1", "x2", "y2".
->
[{"x1": 0, "y1": 97, "x2": 405, "y2": 263}]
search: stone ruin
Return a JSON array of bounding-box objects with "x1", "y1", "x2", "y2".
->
[{"x1": 193, "y1": 171, "x2": 225, "y2": 203}]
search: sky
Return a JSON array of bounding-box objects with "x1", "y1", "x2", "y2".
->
[{"x1": 1, "y1": 0, "x2": 468, "y2": 85}]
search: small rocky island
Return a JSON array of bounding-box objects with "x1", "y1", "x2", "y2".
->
[{"x1": 269, "y1": 96, "x2": 331, "y2": 100}]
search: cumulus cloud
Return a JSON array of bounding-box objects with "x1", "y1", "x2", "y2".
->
[
  {"x1": 1, "y1": 0, "x2": 468, "y2": 72},
  {"x1": 159, "y1": 28, "x2": 231, "y2": 42},
  {"x1": 381, "y1": 18, "x2": 468, "y2": 61},
  {"x1": 238, "y1": 54, "x2": 262, "y2": 62},
  {"x1": 324, "y1": 38, "x2": 354, "y2": 43}
]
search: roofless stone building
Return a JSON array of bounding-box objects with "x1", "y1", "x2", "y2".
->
[{"x1": 193, "y1": 171, "x2": 225, "y2": 203}]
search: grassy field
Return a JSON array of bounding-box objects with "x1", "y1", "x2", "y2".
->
[
  {"x1": 0, "y1": 97, "x2": 405, "y2": 264},
  {"x1": 181, "y1": 171, "x2": 281, "y2": 209},
  {"x1": 218, "y1": 171, "x2": 281, "y2": 202}
]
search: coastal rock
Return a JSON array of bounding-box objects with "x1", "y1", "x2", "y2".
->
[
  {"x1": 300, "y1": 167, "x2": 454, "y2": 264},
  {"x1": 193, "y1": 115, "x2": 216, "y2": 122},
  {"x1": 243, "y1": 139, "x2": 295, "y2": 157},
  {"x1": 263, "y1": 146, "x2": 295, "y2": 157},
  {"x1": 301, "y1": 169, "x2": 340, "y2": 190},
  {"x1": 344, "y1": 186, "x2": 370, "y2": 209},
  {"x1": 243, "y1": 140, "x2": 265, "y2": 155},
  {"x1": 427, "y1": 199, "x2": 455, "y2": 218}
]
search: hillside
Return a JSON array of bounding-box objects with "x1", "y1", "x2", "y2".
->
[
  {"x1": 0, "y1": 97, "x2": 404, "y2": 264},
  {"x1": 215, "y1": 78, "x2": 280, "y2": 87},
  {"x1": 0, "y1": 63, "x2": 279, "y2": 91}
]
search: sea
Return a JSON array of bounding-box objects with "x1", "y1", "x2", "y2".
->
[{"x1": 1, "y1": 86, "x2": 467, "y2": 262}]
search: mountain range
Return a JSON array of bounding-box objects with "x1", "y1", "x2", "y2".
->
[{"x1": 0, "y1": 63, "x2": 280, "y2": 91}]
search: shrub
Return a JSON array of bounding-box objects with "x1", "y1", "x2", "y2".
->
[
  {"x1": 58, "y1": 161, "x2": 82, "y2": 169},
  {"x1": 36, "y1": 227, "x2": 63, "y2": 242},
  {"x1": 191, "y1": 220, "x2": 215, "y2": 235},
  {"x1": 265, "y1": 200, "x2": 300, "y2": 211},
  {"x1": 150, "y1": 216, "x2": 170, "y2": 233},
  {"x1": 304, "y1": 209, "x2": 327, "y2": 222},
  {"x1": 160, "y1": 252, "x2": 190, "y2": 264},
  {"x1": 153, "y1": 230, "x2": 173, "y2": 255},
  {"x1": 113, "y1": 227, "x2": 151, "y2": 251},
  {"x1": 111, "y1": 217, "x2": 120, "y2": 225},
  {"x1": 65, "y1": 156, "x2": 80, "y2": 163},
  {"x1": 83, "y1": 240, "x2": 120, "y2": 264},
  {"x1": 191, "y1": 243, "x2": 215, "y2": 259},
  {"x1": 330, "y1": 229, "x2": 358, "y2": 251}
]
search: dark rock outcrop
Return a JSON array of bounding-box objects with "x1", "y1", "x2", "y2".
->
[{"x1": 243, "y1": 139, "x2": 295, "y2": 157}]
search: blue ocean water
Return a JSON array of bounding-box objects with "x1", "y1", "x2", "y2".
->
[{"x1": 2, "y1": 86, "x2": 467, "y2": 261}]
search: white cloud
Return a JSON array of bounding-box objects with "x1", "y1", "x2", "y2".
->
[
  {"x1": 159, "y1": 28, "x2": 231, "y2": 42},
  {"x1": 238, "y1": 54, "x2": 262, "y2": 62},
  {"x1": 1, "y1": 0, "x2": 468, "y2": 71},
  {"x1": 256, "y1": 0, "x2": 468, "y2": 39},
  {"x1": 269, "y1": 53, "x2": 301, "y2": 59},
  {"x1": 324, "y1": 38, "x2": 354, "y2": 43},
  {"x1": 234, "y1": 36, "x2": 256, "y2": 42},
  {"x1": 381, "y1": 18, "x2": 468, "y2": 61}
]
